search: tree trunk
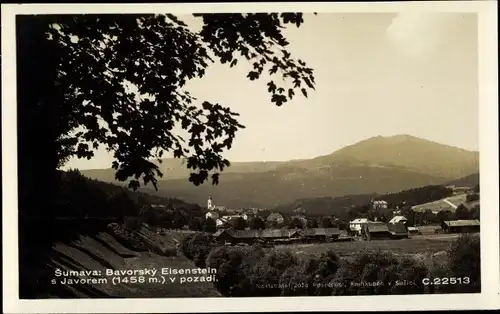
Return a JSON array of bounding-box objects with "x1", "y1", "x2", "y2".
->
[{"x1": 17, "y1": 16, "x2": 62, "y2": 298}]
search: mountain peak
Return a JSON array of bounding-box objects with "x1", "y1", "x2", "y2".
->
[
  {"x1": 387, "y1": 134, "x2": 417, "y2": 139},
  {"x1": 369, "y1": 134, "x2": 421, "y2": 142}
]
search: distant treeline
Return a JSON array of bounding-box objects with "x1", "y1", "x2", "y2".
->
[
  {"x1": 374, "y1": 184, "x2": 454, "y2": 207},
  {"x1": 273, "y1": 184, "x2": 473, "y2": 219},
  {"x1": 180, "y1": 232, "x2": 480, "y2": 296},
  {"x1": 49, "y1": 172, "x2": 480, "y2": 235},
  {"x1": 52, "y1": 170, "x2": 205, "y2": 230}
]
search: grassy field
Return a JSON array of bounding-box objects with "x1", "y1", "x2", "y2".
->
[
  {"x1": 412, "y1": 194, "x2": 467, "y2": 213},
  {"x1": 274, "y1": 233, "x2": 465, "y2": 266},
  {"x1": 47, "y1": 228, "x2": 220, "y2": 298}
]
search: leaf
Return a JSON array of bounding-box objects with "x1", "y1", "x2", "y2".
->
[
  {"x1": 21, "y1": 13, "x2": 315, "y2": 193},
  {"x1": 301, "y1": 88, "x2": 308, "y2": 98},
  {"x1": 211, "y1": 173, "x2": 220, "y2": 185},
  {"x1": 271, "y1": 94, "x2": 287, "y2": 107},
  {"x1": 304, "y1": 77, "x2": 314, "y2": 89},
  {"x1": 247, "y1": 71, "x2": 260, "y2": 80},
  {"x1": 267, "y1": 81, "x2": 277, "y2": 93}
]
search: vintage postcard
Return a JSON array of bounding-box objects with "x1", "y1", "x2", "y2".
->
[{"x1": 2, "y1": 1, "x2": 499, "y2": 313}]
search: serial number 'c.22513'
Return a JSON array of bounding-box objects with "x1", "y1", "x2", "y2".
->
[{"x1": 422, "y1": 277, "x2": 471, "y2": 285}]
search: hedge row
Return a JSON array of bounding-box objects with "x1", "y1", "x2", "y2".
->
[{"x1": 181, "y1": 234, "x2": 481, "y2": 296}]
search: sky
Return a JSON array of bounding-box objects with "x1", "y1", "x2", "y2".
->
[{"x1": 64, "y1": 12, "x2": 479, "y2": 170}]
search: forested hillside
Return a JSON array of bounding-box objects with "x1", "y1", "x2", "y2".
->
[{"x1": 83, "y1": 135, "x2": 479, "y2": 209}]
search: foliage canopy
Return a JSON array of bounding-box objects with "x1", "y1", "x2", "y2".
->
[{"x1": 18, "y1": 13, "x2": 315, "y2": 190}]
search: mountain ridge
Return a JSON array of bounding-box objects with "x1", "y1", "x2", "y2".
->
[{"x1": 81, "y1": 134, "x2": 479, "y2": 208}]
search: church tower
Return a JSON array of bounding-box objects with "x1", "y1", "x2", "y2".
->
[{"x1": 207, "y1": 195, "x2": 213, "y2": 210}]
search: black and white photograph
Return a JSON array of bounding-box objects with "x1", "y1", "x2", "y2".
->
[{"x1": 2, "y1": 1, "x2": 499, "y2": 313}]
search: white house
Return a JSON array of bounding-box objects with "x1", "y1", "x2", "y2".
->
[
  {"x1": 349, "y1": 218, "x2": 371, "y2": 234},
  {"x1": 407, "y1": 226, "x2": 421, "y2": 235},
  {"x1": 371, "y1": 200, "x2": 388, "y2": 210},
  {"x1": 216, "y1": 215, "x2": 245, "y2": 229},
  {"x1": 206, "y1": 211, "x2": 220, "y2": 220},
  {"x1": 389, "y1": 215, "x2": 408, "y2": 224},
  {"x1": 266, "y1": 212, "x2": 285, "y2": 225},
  {"x1": 216, "y1": 218, "x2": 228, "y2": 229}
]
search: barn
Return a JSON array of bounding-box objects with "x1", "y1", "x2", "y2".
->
[
  {"x1": 361, "y1": 222, "x2": 392, "y2": 240},
  {"x1": 441, "y1": 220, "x2": 480, "y2": 233},
  {"x1": 214, "y1": 228, "x2": 300, "y2": 245},
  {"x1": 349, "y1": 218, "x2": 372, "y2": 236},
  {"x1": 298, "y1": 228, "x2": 341, "y2": 242},
  {"x1": 387, "y1": 223, "x2": 409, "y2": 239},
  {"x1": 213, "y1": 229, "x2": 235, "y2": 244},
  {"x1": 407, "y1": 226, "x2": 422, "y2": 236},
  {"x1": 388, "y1": 215, "x2": 408, "y2": 225}
]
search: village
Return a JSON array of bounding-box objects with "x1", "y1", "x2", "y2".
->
[{"x1": 201, "y1": 187, "x2": 481, "y2": 246}]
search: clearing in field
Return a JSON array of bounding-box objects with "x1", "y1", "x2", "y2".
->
[
  {"x1": 274, "y1": 234, "x2": 466, "y2": 266},
  {"x1": 412, "y1": 194, "x2": 468, "y2": 213}
]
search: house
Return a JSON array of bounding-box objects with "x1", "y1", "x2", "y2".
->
[
  {"x1": 298, "y1": 228, "x2": 341, "y2": 242},
  {"x1": 291, "y1": 215, "x2": 308, "y2": 227},
  {"x1": 215, "y1": 215, "x2": 244, "y2": 229},
  {"x1": 214, "y1": 228, "x2": 300, "y2": 245},
  {"x1": 349, "y1": 218, "x2": 372, "y2": 235},
  {"x1": 441, "y1": 220, "x2": 480, "y2": 233},
  {"x1": 241, "y1": 212, "x2": 256, "y2": 221},
  {"x1": 213, "y1": 229, "x2": 235, "y2": 243},
  {"x1": 245, "y1": 211, "x2": 256, "y2": 219},
  {"x1": 266, "y1": 212, "x2": 285, "y2": 225},
  {"x1": 407, "y1": 226, "x2": 422, "y2": 235},
  {"x1": 387, "y1": 223, "x2": 408, "y2": 239},
  {"x1": 389, "y1": 215, "x2": 408, "y2": 225},
  {"x1": 215, "y1": 217, "x2": 232, "y2": 229},
  {"x1": 371, "y1": 200, "x2": 388, "y2": 210},
  {"x1": 446, "y1": 185, "x2": 473, "y2": 195},
  {"x1": 212, "y1": 205, "x2": 227, "y2": 212},
  {"x1": 361, "y1": 222, "x2": 392, "y2": 240},
  {"x1": 151, "y1": 204, "x2": 167, "y2": 209},
  {"x1": 205, "y1": 211, "x2": 220, "y2": 220}
]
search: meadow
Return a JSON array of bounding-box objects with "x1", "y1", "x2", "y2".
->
[
  {"x1": 275, "y1": 234, "x2": 462, "y2": 266},
  {"x1": 412, "y1": 194, "x2": 468, "y2": 213}
]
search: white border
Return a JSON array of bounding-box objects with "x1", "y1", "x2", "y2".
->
[{"x1": 2, "y1": 1, "x2": 499, "y2": 313}]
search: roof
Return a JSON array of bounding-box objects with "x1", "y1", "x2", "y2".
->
[
  {"x1": 216, "y1": 228, "x2": 298, "y2": 239},
  {"x1": 299, "y1": 228, "x2": 340, "y2": 237},
  {"x1": 464, "y1": 200, "x2": 480, "y2": 210},
  {"x1": 412, "y1": 194, "x2": 467, "y2": 213},
  {"x1": 350, "y1": 218, "x2": 371, "y2": 224},
  {"x1": 213, "y1": 229, "x2": 228, "y2": 237},
  {"x1": 388, "y1": 223, "x2": 408, "y2": 235},
  {"x1": 266, "y1": 212, "x2": 284, "y2": 221},
  {"x1": 364, "y1": 222, "x2": 390, "y2": 233},
  {"x1": 443, "y1": 220, "x2": 480, "y2": 227},
  {"x1": 151, "y1": 204, "x2": 167, "y2": 208},
  {"x1": 219, "y1": 215, "x2": 243, "y2": 222},
  {"x1": 216, "y1": 218, "x2": 229, "y2": 225},
  {"x1": 206, "y1": 211, "x2": 220, "y2": 218},
  {"x1": 389, "y1": 216, "x2": 408, "y2": 224}
]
